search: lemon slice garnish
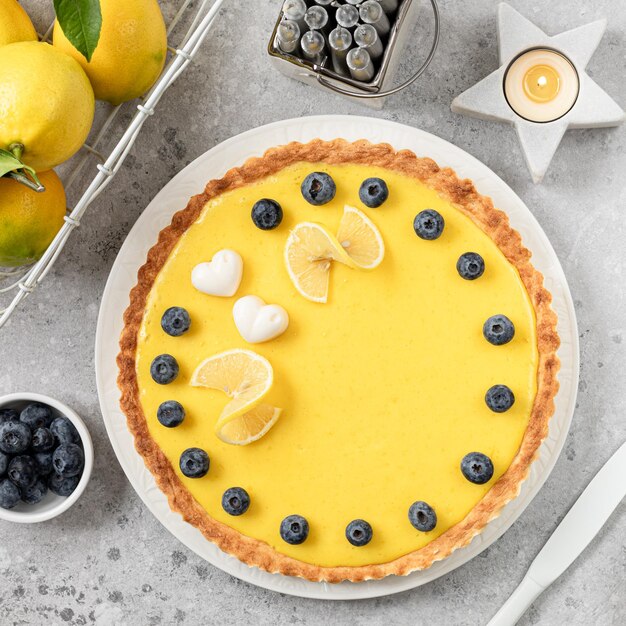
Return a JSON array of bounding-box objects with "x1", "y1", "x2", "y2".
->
[
  {"x1": 284, "y1": 222, "x2": 356, "y2": 303},
  {"x1": 190, "y1": 349, "x2": 281, "y2": 445},
  {"x1": 337, "y1": 205, "x2": 385, "y2": 269},
  {"x1": 284, "y1": 208, "x2": 385, "y2": 302}
]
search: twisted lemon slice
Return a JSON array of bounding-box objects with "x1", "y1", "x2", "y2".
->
[
  {"x1": 190, "y1": 349, "x2": 281, "y2": 445},
  {"x1": 284, "y1": 206, "x2": 384, "y2": 302}
]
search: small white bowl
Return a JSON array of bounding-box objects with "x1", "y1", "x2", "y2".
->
[{"x1": 0, "y1": 392, "x2": 93, "y2": 523}]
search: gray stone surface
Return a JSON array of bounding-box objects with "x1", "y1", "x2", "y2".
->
[{"x1": 1, "y1": 1, "x2": 624, "y2": 624}]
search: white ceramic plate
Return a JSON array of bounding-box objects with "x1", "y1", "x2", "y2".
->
[{"x1": 95, "y1": 115, "x2": 578, "y2": 600}]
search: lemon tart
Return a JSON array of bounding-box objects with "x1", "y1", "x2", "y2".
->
[{"x1": 118, "y1": 139, "x2": 560, "y2": 582}]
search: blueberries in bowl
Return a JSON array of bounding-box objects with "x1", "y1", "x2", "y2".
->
[
  {"x1": 0, "y1": 479, "x2": 21, "y2": 510},
  {"x1": 31, "y1": 428, "x2": 55, "y2": 452},
  {"x1": 0, "y1": 420, "x2": 31, "y2": 455},
  {"x1": 0, "y1": 400, "x2": 86, "y2": 510},
  {"x1": 50, "y1": 416, "x2": 80, "y2": 446},
  {"x1": 52, "y1": 444, "x2": 85, "y2": 478},
  {"x1": 301, "y1": 172, "x2": 336, "y2": 206},
  {"x1": 48, "y1": 473, "x2": 81, "y2": 497},
  {"x1": 0, "y1": 408, "x2": 19, "y2": 424},
  {"x1": 21, "y1": 478, "x2": 48, "y2": 505},
  {"x1": 7, "y1": 456, "x2": 37, "y2": 490},
  {"x1": 20, "y1": 403, "x2": 52, "y2": 431}
]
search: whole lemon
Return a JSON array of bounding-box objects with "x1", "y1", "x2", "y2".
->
[
  {"x1": 0, "y1": 42, "x2": 95, "y2": 171},
  {"x1": 0, "y1": 170, "x2": 66, "y2": 267},
  {"x1": 53, "y1": 0, "x2": 167, "y2": 105},
  {"x1": 0, "y1": 0, "x2": 37, "y2": 47}
]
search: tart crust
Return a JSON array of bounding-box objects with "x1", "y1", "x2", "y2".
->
[{"x1": 117, "y1": 139, "x2": 560, "y2": 583}]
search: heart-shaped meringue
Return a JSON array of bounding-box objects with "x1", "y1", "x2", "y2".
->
[
  {"x1": 191, "y1": 249, "x2": 243, "y2": 297},
  {"x1": 233, "y1": 295, "x2": 289, "y2": 344}
]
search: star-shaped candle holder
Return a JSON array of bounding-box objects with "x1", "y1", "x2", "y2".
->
[{"x1": 451, "y1": 3, "x2": 624, "y2": 182}]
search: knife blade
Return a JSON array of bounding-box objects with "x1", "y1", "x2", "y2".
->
[{"x1": 488, "y1": 439, "x2": 626, "y2": 626}]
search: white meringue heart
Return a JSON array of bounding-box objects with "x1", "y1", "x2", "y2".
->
[
  {"x1": 233, "y1": 295, "x2": 289, "y2": 344},
  {"x1": 191, "y1": 249, "x2": 243, "y2": 297}
]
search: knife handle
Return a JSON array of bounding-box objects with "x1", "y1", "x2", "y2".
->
[{"x1": 487, "y1": 575, "x2": 545, "y2": 626}]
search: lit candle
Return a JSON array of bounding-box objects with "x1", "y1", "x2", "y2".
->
[{"x1": 504, "y1": 48, "x2": 579, "y2": 123}]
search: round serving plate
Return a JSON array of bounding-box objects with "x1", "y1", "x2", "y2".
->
[{"x1": 95, "y1": 115, "x2": 578, "y2": 600}]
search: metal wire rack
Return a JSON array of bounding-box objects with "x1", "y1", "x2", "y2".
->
[{"x1": 0, "y1": 0, "x2": 227, "y2": 329}]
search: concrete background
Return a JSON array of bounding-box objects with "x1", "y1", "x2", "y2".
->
[{"x1": 1, "y1": 1, "x2": 624, "y2": 624}]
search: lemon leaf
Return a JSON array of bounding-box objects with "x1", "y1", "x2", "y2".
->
[
  {"x1": 0, "y1": 149, "x2": 44, "y2": 192},
  {"x1": 53, "y1": 0, "x2": 102, "y2": 62}
]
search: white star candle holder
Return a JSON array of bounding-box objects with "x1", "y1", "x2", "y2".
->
[{"x1": 451, "y1": 3, "x2": 624, "y2": 183}]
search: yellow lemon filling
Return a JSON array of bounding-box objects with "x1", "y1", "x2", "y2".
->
[{"x1": 135, "y1": 162, "x2": 538, "y2": 567}]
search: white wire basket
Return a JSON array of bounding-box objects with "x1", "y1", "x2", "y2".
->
[{"x1": 0, "y1": 0, "x2": 226, "y2": 329}]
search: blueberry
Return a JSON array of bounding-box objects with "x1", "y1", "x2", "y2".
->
[
  {"x1": 33, "y1": 452, "x2": 54, "y2": 476},
  {"x1": 21, "y1": 478, "x2": 48, "y2": 505},
  {"x1": 0, "y1": 478, "x2": 21, "y2": 509},
  {"x1": 179, "y1": 448, "x2": 209, "y2": 478},
  {"x1": 359, "y1": 177, "x2": 389, "y2": 208},
  {"x1": 31, "y1": 427, "x2": 55, "y2": 452},
  {"x1": 301, "y1": 172, "x2": 336, "y2": 206},
  {"x1": 0, "y1": 452, "x2": 8, "y2": 476},
  {"x1": 221, "y1": 487, "x2": 250, "y2": 516},
  {"x1": 485, "y1": 385, "x2": 515, "y2": 413},
  {"x1": 413, "y1": 209, "x2": 445, "y2": 240},
  {"x1": 280, "y1": 514, "x2": 309, "y2": 545},
  {"x1": 50, "y1": 416, "x2": 80, "y2": 446},
  {"x1": 345, "y1": 519, "x2": 373, "y2": 546},
  {"x1": 0, "y1": 408, "x2": 19, "y2": 424},
  {"x1": 48, "y1": 472, "x2": 80, "y2": 497},
  {"x1": 150, "y1": 354, "x2": 179, "y2": 385},
  {"x1": 157, "y1": 401, "x2": 185, "y2": 428},
  {"x1": 408, "y1": 501, "x2": 437, "y2": 532},
  {"x1": 52, "y1": 443, "x2": 84, "y2": 478},
  {"x1": 20, "y1": 403, "x2": 52, "y2": 431},
  {"x1": 483, "y1": 315, "x2": 515, "y2": 346},
  {"x1": 251, "y1": 199, "x2": 283, "y2": 230},
  {"x1": 8, "y1": 455, "x2": 37, "y2": 490},
  {"x1": 457, "y1": 252, "x2": 485, "y2": 280},
  {"x1": 461, "y1": 452, "x2": 494, "y2": 484},
  {"x1": 161, "y1": 307, "x2": 191, "y2": 337},
  {"x1": 0, "y1": 419, "x2": 31, "y2": 454}
]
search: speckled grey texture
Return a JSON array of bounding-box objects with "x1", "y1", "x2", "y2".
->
[{"x1": 1, "y1": 1, "x2": 624, "y2": 624}]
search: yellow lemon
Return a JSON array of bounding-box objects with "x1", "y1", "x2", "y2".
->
[
  {"x1": 53, "y1": 0, "x2": 167, "y2": 105},
  {"x1": 0, "y1": 170, "x2": 66, "y2": 267},
  {"x1": 0, "y1": 41, "x2": 95, "y2": 171},
  {"x1": 0, "y1": 0, "x2": 37, "y2": 47}
]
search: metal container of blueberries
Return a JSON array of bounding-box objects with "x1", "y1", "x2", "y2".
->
[
  {"x1": 0, "y1": 392, "x2": 93, "y2": 523},
  {"x1": 268, "y1": 0, "x2": 440, "y2": 109}
]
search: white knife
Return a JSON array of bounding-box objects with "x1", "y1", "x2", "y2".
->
[{"x1": 487, "y1": 440, "x2": 626, "y2": 626}]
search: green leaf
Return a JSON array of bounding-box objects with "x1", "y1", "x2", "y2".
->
[
  {"x1": 53, "y1": 0, "x2": 102, "y2": 62},
  {"x1": 0, "y1": 149, "x2": 25, "y2": 178},
  {"x1": 0, "y1": 149, "x2": 45, "y2": 192}
]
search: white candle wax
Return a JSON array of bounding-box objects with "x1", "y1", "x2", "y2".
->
[{"x1": 504, "y1": 48, "x2": 579, "y2": 123}]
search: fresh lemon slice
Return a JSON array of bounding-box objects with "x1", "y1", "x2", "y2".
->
[
  {"x1": 337, "y1": 205, "x2": 385, "y2": 269},
  {"x1": 284, "y1": 222, "x2": 357, "y2": 303},
  {"x1": 190, "y1": 349, "x2": 281, "y2": 445}
]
